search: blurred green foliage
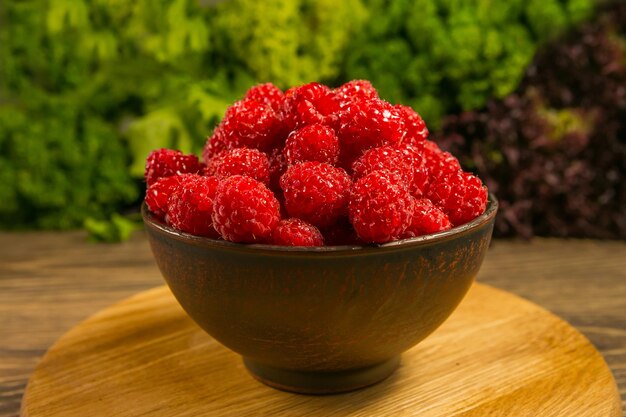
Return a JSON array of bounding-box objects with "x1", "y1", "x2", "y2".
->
[
  {"x1": 0, "y1": 0, "x2": 594, "y2": 236},
  {"x1": 343, "y1": 0, "x2": 594, "y2": 126},
  {"x1": 84, "y1": 212, "x2": 143, "y2": 243}
]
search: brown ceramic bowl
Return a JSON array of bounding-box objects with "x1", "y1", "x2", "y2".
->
[{"x1": 142, "y1": 195, "x2": 497, "y2": 394}]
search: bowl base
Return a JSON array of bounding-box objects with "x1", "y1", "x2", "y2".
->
[{"x1": 243, "y1": 356, "x2": 401, "y2": 395}]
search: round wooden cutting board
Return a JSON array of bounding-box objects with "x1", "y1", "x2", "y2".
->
[{"x1": 21, "y1": 284, "x2": 621, "y2": 417}]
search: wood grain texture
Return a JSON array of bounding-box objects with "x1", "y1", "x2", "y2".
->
[
  {"x1": 19, "y1": 284, "x2": 621, "y2": 417},
  {"x1": 0, "y1": 232, "x2": 624, "y2": 416}
]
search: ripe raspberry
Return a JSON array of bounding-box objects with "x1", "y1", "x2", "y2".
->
[
  {"x1": 212, "y1": 175, "x2": 280, "y2": 243},
  {"x1": 145, "y1": 174, "x2": 186, "y2": 220},
  {"x1": 144, "y1": 148, "x2": 202, "y2": 186},
  {"x1": 271, "y1": 218, "x2": 324, "y2": 247},
  {"x1": 338, "y1": 98, "x2": 405, "y2": 157},
  {"x1": 312, "y1": 80, "x2": 379, "y2": 123},
  {"x1": 348, "y1": 170, "x2": 415, "y2": 243},
  {"x1": 352, "y1": 146, "x2": 414, "y2": 187},
  {"x1": 352, "y1": 144, "x2": 430, "y2": 197},
  {"x1": 395, "y1": 143, "x2": 429, "y2": 196},
  {"x1": 396, "y1": 104, "x2": 428, "y2": 143},
  {"x1": 244, "y1": 83, "x2": 284, "y2": 113},
  {"x1": 284, "y1": 124, "x2": 339, "y2": 165},
  {"x1": 202, "y1": 126, "x2": 228, "y2": 163},
  {"x1": 422, "y1": 140, "x2": 461, "y2": 181},
  {"x1": 207, "y1": 148, "x2": 270, "y2": 185},
  {"x1": 268, "y1": 147, "x2": 288, "y2": 193},
  {"x1": 168, "y1": 175, "x2": 220, "y2": 238},
  {"x1": 281, "y1": 82, "x2": 333, "y2": 132},
  {"x1": 280, "y1": 162, "x2": 352, "y2": 228},
  {"x1": 427, "y1": 171, "x2": 488, "y2": 226},
  {"x1": 400, "y1": 198, "x2": 452, "y2": 238},
  {"x1": 334, "y1": 80, "x2": 379, "y2": 107},
  {"x1": 218, "y1": 99, "x2": 283, "y2": 152}
]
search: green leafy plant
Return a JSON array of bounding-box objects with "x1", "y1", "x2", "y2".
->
[
  {"x1": 213, "y1": 0, "x2": 368, "y2": 88},
  {"x1": 0, "y1": 0, "x2": 599, "y2": 240},
  {"x1": 0, "y1": 0, "x2": 235, "y2": 232},
  {"x1": 342, "y1": 0, "x2": 594, "y2": 127}
]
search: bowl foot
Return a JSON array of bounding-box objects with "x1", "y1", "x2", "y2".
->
[{"x1": 243, "y1": 356, "x2": 400, "y2": 395}]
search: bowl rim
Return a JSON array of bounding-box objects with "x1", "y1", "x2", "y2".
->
[{"x1": 142, "y1": 194, "x2": 497, "y2": 254}]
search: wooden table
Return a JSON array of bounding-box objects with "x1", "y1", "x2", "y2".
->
[{"x1": 1, "y1": 232, "x2": 624, "y2": 416}]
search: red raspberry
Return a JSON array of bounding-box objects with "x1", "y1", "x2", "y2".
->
[
  {"x1": 395, "y1": 143, "x2": 429, "y2": 196},
  {"x1": 207, "y1": 148, "x2": 270, "y2": 185},
  {"x1": 268, "y1": 147, "x2": 288, "y2": 193},
  {"x1": 284, "y1": 124, "x2": 339, "y2": 165},
  {"x1": 145, "y1": 174, "x2": 186, "y2": 220},
  {"x1": 334, "y1": 80, "x2": 379, "y2": 107},
  {"x1": 348, "y1": 170, "x2": 415, "y2": 243},
  {"x1": 422, "y1": 140, "x2": 461, "y2": 181},
  {"x1": 144, "y1": 148, "x2": 202, "y2": 186},
  {"x1": 244, "y1": 83, "x2": 284, "y2": 113},
  {"x1": 167, "y1": 175, "x2": 220, "y2": 238},
  {"x1": 280, "y1": 162, "x2": 352, "y2": 228},
  {"x1": 218, "y1": 99, "x2": 283, "y2": 152},
  {"x1": 352, "y1": 144, "x2": 430, "y2": 197},
  {"x1": 338, "y1": 98, "x2": 405, "y2": 157},
  {"x1": 400, "y1": 198, "x2": 452, "y2": 238},
  {"x1": 281, "y1": 82, "x2": 333, "y2": 132},
  {"x1": 212, "y1": 175, "x2": 280, "y2": 243},
  {"x1": 202, "y1": 126, "x2": 228, "y2": 163},
  {"x1": 396, "y1": 104, "x2": 428, "y2": 143},
  {"x1": 312, "y1": 80, "x2": 379, "y2": 123},
  {"x1": 352, "y1": 146, "x2": 414, "y2": 187},
  {"x1": 271, "y1": 218, "x2": 324, "y2": 246},
  {"x1": 427, "y1": 171, "x2": 488, "y2": 226}
]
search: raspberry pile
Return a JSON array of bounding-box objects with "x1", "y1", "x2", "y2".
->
[{"x1": 144, "y1": 80, "x2": 488, "y2": 246}]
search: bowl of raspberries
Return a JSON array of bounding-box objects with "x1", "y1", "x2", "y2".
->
[{"x1": 142, "y1": 80, "x2": 497, "y2": 394}]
